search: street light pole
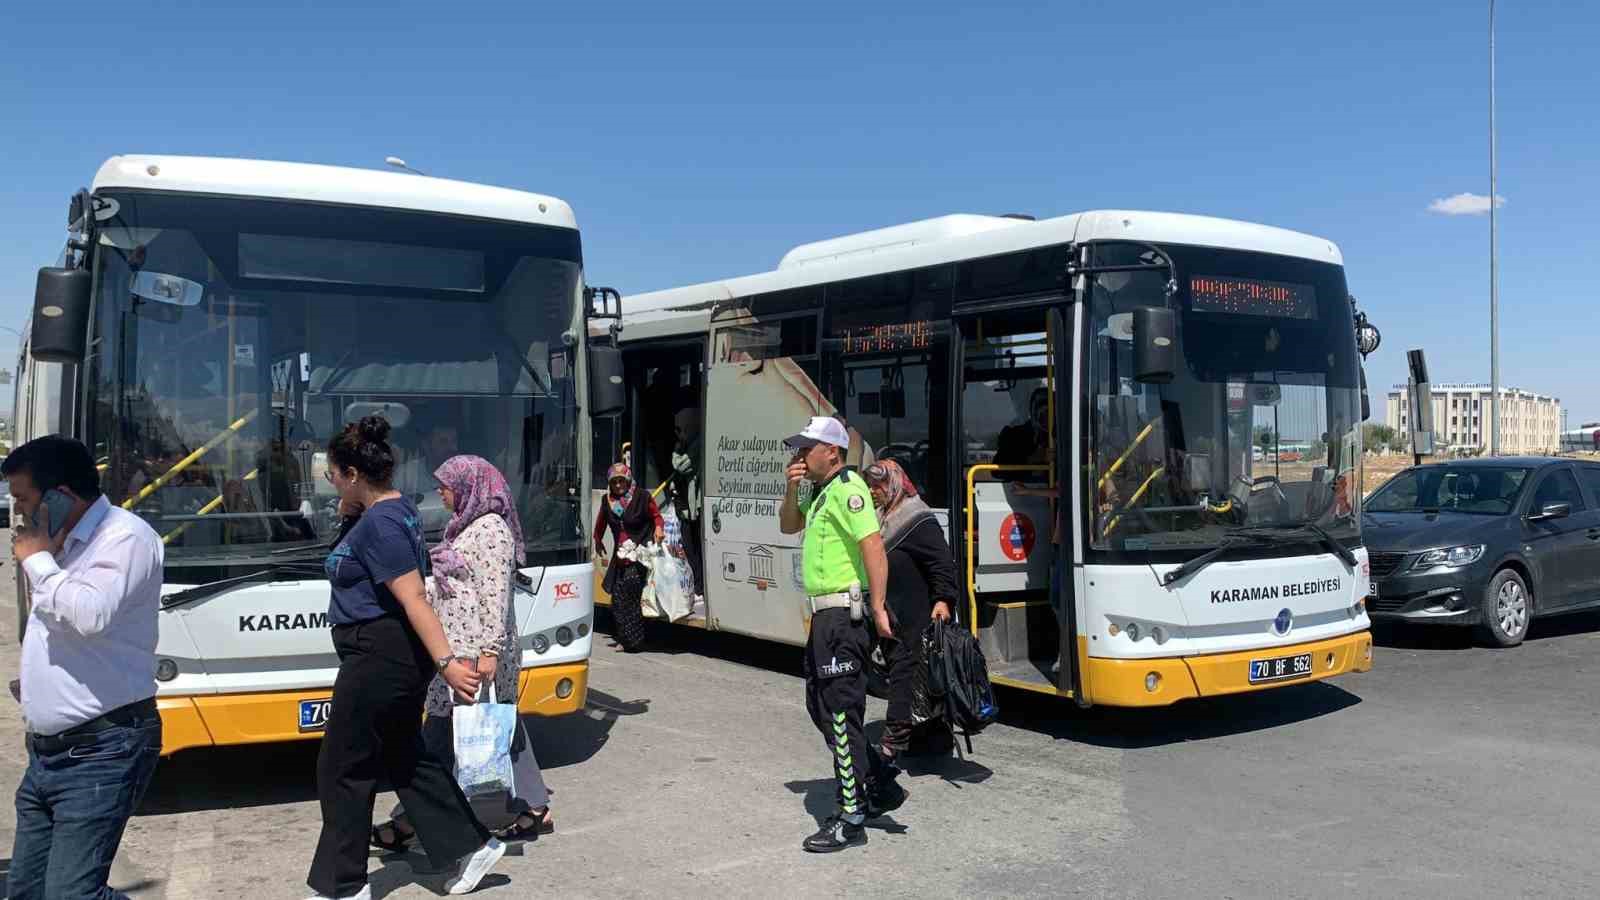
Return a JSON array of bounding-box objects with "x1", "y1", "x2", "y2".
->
[{"x1": 1489, "y1": 0, "x2": 1501, "y2": 456}]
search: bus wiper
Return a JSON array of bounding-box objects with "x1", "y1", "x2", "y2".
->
[
  {"x1": 1160, "y1": 531, "x2": 1292, "y2": 585},
  {"x1": 1160, "y1": 526, "x2": 1331, "y2": 586},
  {"x1": 1238, "y1": 521, "x2": 1357, "y2": 568},
  {"x1": 161, "y1": 562, "x2": 326, "y2": 608}
]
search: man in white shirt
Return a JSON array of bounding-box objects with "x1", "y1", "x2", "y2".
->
[{"x1": 5, "y1": 435, "x2": 164, "y2": 900}]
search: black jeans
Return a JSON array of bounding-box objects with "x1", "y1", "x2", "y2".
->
[{"x1": 307, "y1": 615, "x2": 489, "y2": 897}]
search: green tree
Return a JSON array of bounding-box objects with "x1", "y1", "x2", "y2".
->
[
  {"x1": 1362, "y1": 423, "x2": 1396, "y2": 453},
  {"x1": 1254, "y1": 426, "x2": 1276, "y2": 453}
]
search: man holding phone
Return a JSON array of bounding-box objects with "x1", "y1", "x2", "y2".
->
[
  {"x1": 4, "y1": 435, "x2": 164, "y2": 900},
  {"x1": 778, "y1": 416, "x2": 905, "y2": 853}
]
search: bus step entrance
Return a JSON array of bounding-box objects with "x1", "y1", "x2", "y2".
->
[{"x1": 975, "y1": 596, "x2": 1060, "y2": 687}]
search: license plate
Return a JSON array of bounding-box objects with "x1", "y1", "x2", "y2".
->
[
  {"x1": 1248, "y1": 652, "x2": 1313, "y2": 684},
  {"x1": 298, "y1": 698, "x2": 332, "y2": 733}
]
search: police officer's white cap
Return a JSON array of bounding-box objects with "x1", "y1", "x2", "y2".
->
[{"x1": 784, "y1": 416, "x2": 850, "y2": 450}]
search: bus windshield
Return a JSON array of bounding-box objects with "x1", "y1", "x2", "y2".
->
[
  {"x1": 1087, "y1": 242, "x2": 1362, "y2": 557},
  {"x1": 84, "y1": 191, "x2": 588, "y2": 570}
]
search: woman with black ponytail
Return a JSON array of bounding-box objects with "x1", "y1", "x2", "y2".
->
[{"x1": 306, "y1": 416, "x2": 507, "y2": 899}]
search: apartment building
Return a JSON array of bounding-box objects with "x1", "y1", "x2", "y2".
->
[{"x1": 1385, "y1": 383, "x2": 1561, "y2": 455}]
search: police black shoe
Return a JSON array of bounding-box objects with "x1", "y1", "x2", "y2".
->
[
  {"x1": 802, "y1": 815, "x2": 866, "y2": 853},
  {"x1": 867, "y1": 778, "x2": 909, "y2": 818}
]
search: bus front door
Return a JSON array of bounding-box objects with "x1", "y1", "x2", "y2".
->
[{"x1": 957, "y1": 307, "x2": 1076, "y2": 696}]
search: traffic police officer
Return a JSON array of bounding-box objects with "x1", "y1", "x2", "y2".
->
[{"x1": 780, "y1": 415, "x2": 906, "y2": 853}]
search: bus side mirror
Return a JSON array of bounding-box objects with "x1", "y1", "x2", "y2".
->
[
  {"x1": 1132, "y1": 306, "x2": 1176, "y2": 384},
  {"x1": 30, "y1": 267, "x2": 92, "y2": 364},
  {"x1": 588, "y1": 344, "x2": 626, "y2": 417},
  {"x1": 1360, "y1": 367, "x2": 1371, "y2": 422}
]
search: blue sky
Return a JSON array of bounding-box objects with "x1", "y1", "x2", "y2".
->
[{"x1": 3, "y1": 1, "x2": 1596, "y2": 423}]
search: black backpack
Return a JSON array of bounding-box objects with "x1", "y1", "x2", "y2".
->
[{"x1": 926, "y1": 619, "x2": 999, "y2": 753}]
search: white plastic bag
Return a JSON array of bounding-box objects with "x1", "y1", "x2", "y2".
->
[
  {"x1": 650, "y1": 547, "x2": 693, "y2": 622},
  {"x1": 452, "y1": 683, "x2": 518, "y2": 799}
]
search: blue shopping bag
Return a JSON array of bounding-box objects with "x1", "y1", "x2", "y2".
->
[{"x1": 452, "y1": 682, "x2": 518, "y2": 798}]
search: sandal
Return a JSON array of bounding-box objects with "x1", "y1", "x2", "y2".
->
[
  {"x1": 494, "y1": 808, "x2": 554, "y2": 841},
  {"x1": 370, "y1": 819, "x2": 415, "y2": 853}
]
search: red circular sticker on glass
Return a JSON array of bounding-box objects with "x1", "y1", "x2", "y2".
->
[{"x1": 999, "y1": 513, "x2": 1035, "y2": 561}]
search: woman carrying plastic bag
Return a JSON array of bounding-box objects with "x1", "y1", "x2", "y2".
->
[{"x1": 373, "y1": 455, "x2": 557, "y2": 852}]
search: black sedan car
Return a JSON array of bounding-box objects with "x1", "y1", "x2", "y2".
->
[{"x1": 1363, "y1": 456, "x2": 1600, "y2": 647}]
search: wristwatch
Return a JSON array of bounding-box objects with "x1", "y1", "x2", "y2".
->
[{"x1": 435, "y1": 655, "x2": 454, "y2": 673}]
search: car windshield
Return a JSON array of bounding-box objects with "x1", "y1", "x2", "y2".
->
[
  {"x1": 1366, "y1": 466, "x2": 1530, "y2": 516},
  {"x1": 83, "y1": 190, "x2": 588, "y2": 570},
  {"x1": 1086, "y1": 242, "x2": 1364, "y2": 557}
]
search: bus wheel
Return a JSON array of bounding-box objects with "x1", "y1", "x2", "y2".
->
[{"x1": 1478, "y1": 569, "x2": 1529, "y2": 648}]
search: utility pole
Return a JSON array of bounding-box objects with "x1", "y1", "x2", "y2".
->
[{"x1": 1489, "y1": 0, "x2": 1501, "y2": 456}]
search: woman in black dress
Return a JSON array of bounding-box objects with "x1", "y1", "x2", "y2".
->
[
  {"x1": 863, "y1": 460, "x2": 959, "y2": 760},
  {"x1": 592, "y1": 463, "x2": 665, "y2": 651}
]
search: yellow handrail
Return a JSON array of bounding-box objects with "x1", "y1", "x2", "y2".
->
[
  {"x1": 964, "y1": 463, "x2": 1051, "y2": 636},
  {"x1": 161, "y1": 468, "x2": 258, "y2": 545},
  {"x1": 1097, "y1": 420, "x2": 1156, "y2": 491},
  {"x1": 1104, "y1": 466, "x2": 1165, "y2": 536},
  {"x1": 122, "y1": 409, "x2": 259, "y2": 510}
]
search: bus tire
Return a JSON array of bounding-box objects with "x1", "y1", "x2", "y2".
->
[{"x1": 1478, "y1": 568, "x2": 1530, "y2": 648}]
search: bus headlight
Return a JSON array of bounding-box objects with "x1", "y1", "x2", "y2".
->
[
  {"x1": 556, "y1": 626, "x2": 574, "y2": 646},
  {"x1": 1125, "y1": 622, "x2": 1141, "y2": 642},
  {"x1": 1145, "y1": 672, "x2": 1161, "y2": 692},
  {"x1": 532, "y1": 634, "x2": 551, "y2": 655},
  {"x1": 578, "y1": 623, "x2": 590, "y2": 637},
  {"x1": 555, "y1": 678, "x2": 574, "y2": 699},
  {"x1": 155, "y1": 659, "x2": 178, "y2": 682},
  {"x1": 1150, "y1": 626, "x2": 1167, "y2": 645}
]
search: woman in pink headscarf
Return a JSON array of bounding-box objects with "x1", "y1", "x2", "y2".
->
[
  {"x1": 862, "y1": 459, "x2": 957, "y2": 761},
  {"x1": 372, "y1": 455, "x2": 555, "y2": 852}
]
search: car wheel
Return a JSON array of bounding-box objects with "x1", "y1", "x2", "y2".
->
[{"x1": 1479, "y1": 568, "x2": 1530, "y2": 648}]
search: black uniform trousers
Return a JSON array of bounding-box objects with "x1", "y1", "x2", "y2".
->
[
  {"x1": 804, "y1": 607, "x2": 890, "y2": 822},
  {"x1": 308, "y1": 614, "x2": 489, "y2": 897}
]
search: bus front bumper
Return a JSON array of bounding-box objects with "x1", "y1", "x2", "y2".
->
[
  {"x1": 154, "y1": 661, "x2": 591, "y2": 757},
  {"x1": 1084, "y1": 630, "x2": 1373, "y2": 707}
]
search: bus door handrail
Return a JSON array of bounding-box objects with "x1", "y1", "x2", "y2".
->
[
  {"x1": 964, "y1": 463, "x2": 1051, "y2": 636},
  {"x1": 122, "y1": 409, "x2": 259, "y2": 510}
]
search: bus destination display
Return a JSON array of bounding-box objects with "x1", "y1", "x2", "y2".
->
[
  {"x1": 834, "y1": 320, "x2": 935, "y2": 355},
  {"x1": 1190, "y1": 276, "x2": 1316, "y2": 320}
]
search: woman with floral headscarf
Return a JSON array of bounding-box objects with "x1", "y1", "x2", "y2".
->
[
  {"x1": 372, "y1": 455, "x2": 556, "y2": 852},
  {"x1": 592, "y1": 462, "x2": 665, "y2": 652},
  {"x1": 862, "y1": 459, "x2": 958, "y2": 760}
]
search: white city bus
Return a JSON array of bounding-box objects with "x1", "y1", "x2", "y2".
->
[
  {"x1": 594, "y1": 210, "x2": 1376, "y2": 705},
  {"x1": 19, "y1": 155, "x2": 605, "y2": 753}
]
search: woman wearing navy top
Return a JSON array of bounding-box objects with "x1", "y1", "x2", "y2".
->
[{"x1": 306, "y1": 416, "x2": 505, "y2": 900}]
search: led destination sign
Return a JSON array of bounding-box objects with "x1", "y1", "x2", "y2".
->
[
  {"x1": 833, "y1": 320, "x2": 935, "y2": 355},
  {"x1": 1190, "y1": 276, "x2": 1317, "y2": 320}
]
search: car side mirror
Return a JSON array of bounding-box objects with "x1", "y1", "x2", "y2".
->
[{"x1": 1528, "y1": 502, "x2": 1571, "y2": 522}]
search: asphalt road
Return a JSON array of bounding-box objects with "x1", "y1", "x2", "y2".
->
[{"x1": 2, "y1": 544, "x2": 1599, "y2": 898}]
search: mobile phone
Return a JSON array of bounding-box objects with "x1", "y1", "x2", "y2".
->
[{"x1": 36, "y1": 489, "x2": 74, "y2": 539}]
